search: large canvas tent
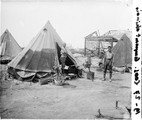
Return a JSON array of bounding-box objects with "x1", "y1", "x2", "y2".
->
[
  {"x1": 0, "y1": 29, "x2": 22, "y2": 63},
  {"x1": 8, "y1": 21, "x2": 80, "y2": 80},
  {"x1": 112, "y1": 34, "x2": 132, "y2": 67}
]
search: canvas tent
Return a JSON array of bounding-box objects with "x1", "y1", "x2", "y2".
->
[
  {"x1": 8, "y1": 21, "x2": 80, "y2": 80},
  {"x1": 0, "y1": 29, "x2": 22, "y2": 63},
  {"x1": 112, "y1": 34, "x2": 132, "y2": 67}
]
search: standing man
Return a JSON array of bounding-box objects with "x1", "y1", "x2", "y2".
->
[
  {"x1": 103, "y1": 46, "x2": 113, "y2": 82},
  {"x1": 60, "y1": 43, "x2": 67, "y2": 75}
]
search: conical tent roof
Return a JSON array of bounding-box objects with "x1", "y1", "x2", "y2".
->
[
  {"x1": 0, "y1": 29, "x2": 22, "y2": 60},
  {"x1": 8, "y1": 21, "x2": 79, "y2": 77},
  {"x1": 112, "y1": 34, "x2": 132, "y2": 67}
]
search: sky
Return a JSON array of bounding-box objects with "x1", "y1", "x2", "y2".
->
[{"x1": 1, "y1": 0, "x2": 132, "y2": 48}]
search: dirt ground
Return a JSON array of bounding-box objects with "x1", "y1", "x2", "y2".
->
[{"x1": 0, "y1": 62, "x2": 131, "y2": 119}]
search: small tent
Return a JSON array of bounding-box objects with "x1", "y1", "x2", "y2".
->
[
  {"x1": 0, "y1": 29, "x2": 22, "y2": 63},
  {"x1": 8, "y1": 21, "x2": 80, "y2": 80},
  {"x1": 112, "y1": 34, "x2": 132, "y2": 67}
]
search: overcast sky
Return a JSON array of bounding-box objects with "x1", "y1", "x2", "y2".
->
[{"x1": 1, "y1": 0, "x2": 132, "y2": 48}]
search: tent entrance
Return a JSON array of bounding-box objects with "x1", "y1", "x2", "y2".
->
[
  {"x1": 56, "y1": 43, "x2": 78, "y2": 75},
  {"x1": 56, "y1": 43, "x2": 74, "y2": 66}
]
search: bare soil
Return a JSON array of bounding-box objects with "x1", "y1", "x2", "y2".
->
[{"x1": 0, "y1": 64, "x2": 131, "y2": 119}]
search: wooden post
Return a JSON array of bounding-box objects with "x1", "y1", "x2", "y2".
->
[
  {"x1": 111, "y1": 38, "x2": 113, "y2": 48},
  {"x1": 98, "y1": 40, "x2": 100, "y2": 57},
  {"x1": 116, "y1": 100, "x2": 118, "y2": 109},
  {"x1": 84, "y1": 38, "x2": 86, "y2": 56}
]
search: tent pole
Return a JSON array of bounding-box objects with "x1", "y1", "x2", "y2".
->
[
  {"x1": 84, "y1": 38, "x2": 86, "y2": 56},
  {"x1": 111, "y1": 38, "x2": 113, "y2": 48}
]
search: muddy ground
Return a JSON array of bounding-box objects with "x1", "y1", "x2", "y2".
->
[{"x1": 0, "y1": 58, "x2": 131, "y2": 119}]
